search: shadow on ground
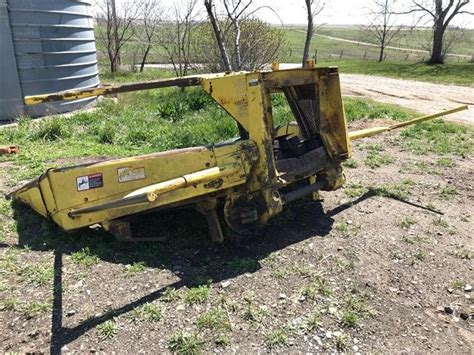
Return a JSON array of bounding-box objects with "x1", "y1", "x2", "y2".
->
[{"x1": 9, "y1": 192, "x2": 376, "y2": 354}]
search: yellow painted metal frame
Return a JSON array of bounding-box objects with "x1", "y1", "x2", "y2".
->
[
  {"x1": 11, "y1": 66, "x2": 465, "y2": 239},
  {"x1": 11, "y1": 67, "x2": 352, "y2": 233}
]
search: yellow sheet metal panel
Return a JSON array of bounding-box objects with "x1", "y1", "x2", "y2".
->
[
  {"x1": 317, "y1": 68, "x2": 351, "y2": 161},
  {"x1": 31, "y1": 141, "x2": 257, "y2": 230},
  {"x1": 8, "y1": 178, "x2": 48, "y2": 217},
  {"x1": 46, "y1": 146, "x2": 215, "y2": 212}
]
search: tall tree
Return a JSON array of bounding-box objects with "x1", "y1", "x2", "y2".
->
[
  {"x1": 303, "y1": 0, "x2": 325, "y2": 66},
  {"x1": 363, "y1": 0, "x2": 401, "y2": 62},
  {"x1": 403, "y1": 0, "x2": 473, "y2": 64}
]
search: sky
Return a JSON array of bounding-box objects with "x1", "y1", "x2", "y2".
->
[{"x1": 98, "y1": 0, "x2": 474, "y2": 29}]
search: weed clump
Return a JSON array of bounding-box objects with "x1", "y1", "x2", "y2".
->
[{"x1": 169, "y1": 332, "x2": 204, "y2": 354}]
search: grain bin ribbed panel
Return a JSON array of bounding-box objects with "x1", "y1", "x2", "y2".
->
[{"x1": 5, "y1": 0, "x2": 99, "y2": 119}]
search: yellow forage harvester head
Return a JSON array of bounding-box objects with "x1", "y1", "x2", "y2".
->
[{"x1": 7, "y1": 66, "x2": 468, "y2": 242}]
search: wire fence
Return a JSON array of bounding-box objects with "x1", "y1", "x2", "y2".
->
[{"x1": 96, "y1": 42, "x2": 474, "y2": 72}]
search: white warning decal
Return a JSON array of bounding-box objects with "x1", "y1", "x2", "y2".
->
[
  {"x1": 118, "y1": 166, "x2": 146, "y2": 183},
  {"x1": 76, "y1": 173, "x2": 103, "y2": 191}
]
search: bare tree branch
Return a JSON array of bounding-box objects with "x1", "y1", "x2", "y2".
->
[{"x1": 303, "y1": 0, "x2": 325, "y2": 66}]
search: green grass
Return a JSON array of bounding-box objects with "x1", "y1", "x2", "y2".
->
[
  {"x1": 343, "y1": 158, "x2": 358, "y2": 168},
  {"x1": 340, "y1": 289, "x2": 373, "y2": 327},
  {"x1": 184, "y1": 285, "x2": 210, "y2": 305},
  {"x1": 70, "y1": 247, "x2": 99, "y2": 267},
  {"x1": 364, "y1": 150, "x2": 395, "y2": 169},
  {"x1": 264, "y1": 328, "x2": 288, "y2": 348},
  {"x1": 439, "y1": 185, "x2": 458, "y2": 198},
  {"x1": 21, "y1": 300, "x2": 52, "y2": 318},
  {"x1": 123, "y1": 261, "x2": 146, "y2": 277},
  {"x1": 0, "y1": 297, "x2": 18, "y2": 311},
  {"x1": 225, "y1": 257, "x2": 259, "y2": 273},
  {"x1": 169, "y1": 332, "x2": 205, "y2": 355},
  {"x1": 371, "y1": 183, "x2": 410, "y2": 200},
  {"x1": 306, "y1": 312, "x2": 320, "y2": 331},
  {"x1": 343, "y1": 183, "x2": 368, "y2": 198},
  {"x1": 129, "y1": 303, "x2": 162, "y2": 322},
  {"x1": 161, "y1": 287, "x2": 180, "y2": 302},
  {"x1": 300, "y1": 277, "x2": 332, "y2": 299},
  {"x1": 320, "y1": 60, "x2": 474, "y2": 86},
  {"x1": 399, "y1": 119, "x2": 473, "y2": 156},
  {"x1": 96, "y1": 319, "x2": 119, "y2": 340},
  {"x1": 399, "y1": 217, "x2": 417, "y2": 229},
  {"x1": 196, "y1": 308, "x2": 230, "y2": 331},
  {"x1": 242, "y1": 303, "x2": 268, "y2": 323},
  {"x1": 19, "y1": 263, "x2": 54, "y2": 286}
]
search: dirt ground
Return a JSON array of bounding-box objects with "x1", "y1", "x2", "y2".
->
[
  {"x1": 0, "y1": 119, "x2": 472, "y2": 353},
  {"x1": 340, "y1": 74, "x2": 474, "y2": 125}
]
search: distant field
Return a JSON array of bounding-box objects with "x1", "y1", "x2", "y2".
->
[
  {"x1": 94, "y1": 24, "x2": 473, "y2": 67},
  {"x1": 317, "y1": 26, "x2": 474, "y2": 56},
  {"x1": 282, "y1": 27, "x2": 473, "y2": 63}
]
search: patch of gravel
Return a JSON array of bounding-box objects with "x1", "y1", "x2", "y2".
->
[{"x1": 340, "y1": 74, "x2": 474, "y2": 125}]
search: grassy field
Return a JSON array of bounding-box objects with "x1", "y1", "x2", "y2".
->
[{"x1": 317, "y1": 60, "x2": 474, "y2": 86}]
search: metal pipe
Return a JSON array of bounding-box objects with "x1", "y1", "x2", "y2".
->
[
  {"x1": 24, "y1": 76, "x2": 203, "y2": 105},
  {"x1": 68, "y1": 164, "x2": 240, "y2": 217},
  {"x1": 348, "y1": 105, "x2": 468, "y2": 141},
  {"x1": 281, "y1": 180, "x2": 326, "y2": 205},
  {"x1": 126, "y1": 164, "x2": 239, "y2": 202}
]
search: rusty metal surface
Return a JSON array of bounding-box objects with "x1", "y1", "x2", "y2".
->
[{"x1": 25, "y1": 76, "x2": 202, "y2": 105}]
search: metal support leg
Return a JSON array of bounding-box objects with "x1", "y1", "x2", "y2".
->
[
  {"x1": 204, "y1": 209, "x2": 224, "y2": 243},
  {"x1": 309, "y1": 175, "x2": 321, "y2": 202},
  {"x1": 197, "y1": 200, "x2": 224, "y2": 243}
]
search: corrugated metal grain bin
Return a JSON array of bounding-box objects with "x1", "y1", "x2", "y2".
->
[{"x1": 0, "y1": 0, "x2": 99, "y2": 122}]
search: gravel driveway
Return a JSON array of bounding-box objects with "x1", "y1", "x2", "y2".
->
[{"x1": 339, "y1": 74, "x2": 474, "y2": 125}]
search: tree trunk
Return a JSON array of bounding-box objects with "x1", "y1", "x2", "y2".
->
[
  {"x1": 378, "y1": 46, "x2": 385, "y2": 62},
  {"x1": 204, "y1": 0, "x2": 232, "y2": 71},
  {"x1": 428, "y1": 23, "x2": 445, "y2": 64},
  {"x1": 234, "y1": 23, "x2": 242, "y2": 70},
  {"x1": 110, "y1": 0, "x2": 121, "y2": 71},
  {"x1": 140, "y1": 46, "x2": 151, "y2": 72},
  {"x1": 302, "y1": 0, "x2": 314, "y2": 67}
]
